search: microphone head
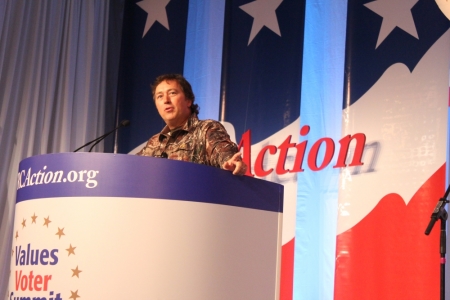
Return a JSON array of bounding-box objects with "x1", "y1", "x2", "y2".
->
[
  {"x1": 120, "y1": 120, "x2": 131, "y2": 127},
  {"x1": 155, "y1": 152, "x2": 168, "y2": 158}
]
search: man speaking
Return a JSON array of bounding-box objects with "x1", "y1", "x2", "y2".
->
[{"x1": 137, "y1": 74, "x2": 247, "y2": 176}]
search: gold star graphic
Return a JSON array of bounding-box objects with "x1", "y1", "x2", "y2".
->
[
  {"x1": 21, "y1": 218, "x2": 26, "y2": 228},
  {"x1": 56, "y1": 227, "x2": 65, "y2": 239},
  {"x1": 15, "y1": 231, "x2": 18, "y2": 240},
  {"x1": 11, "y1": 248, "x2": 14, "y2": 257},
  {"x1": 69, "y1": 290, "x2": 80, "y2": 299},
  {"x1": 66, "y1": 244, "x2": 76, "y2": 256},
  {"x1": 71, "y1": 266, "x2": 82, "y2": 278},
  {"x1": 31, "y1": 213, "x2": 38, "y2": 224},
  {"x1": 43, "y1": 216, "x2": 51, "y2": 227}
]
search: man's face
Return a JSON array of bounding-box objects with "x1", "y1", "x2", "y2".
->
[{"x1": 154, "y1": 80, "x2": 192, "y2": 129}]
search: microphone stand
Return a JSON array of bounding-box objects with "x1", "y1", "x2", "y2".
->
[
  {"x1": 88, "y1": 134, "x2": 111, "y2": 152},
  {"x1": 73, "y1": 134, "x2": 108, "y2": 152},
  {"x1": 73, "y1": 120, "x2": 130, "y2": 152},
  {"x1": 425, "y1": 183, "x2": 450, "y2": 300}
]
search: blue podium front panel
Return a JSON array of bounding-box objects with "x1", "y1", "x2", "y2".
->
[{"x1": 16, "y1": 153, "x2": 283, "y2": 212}]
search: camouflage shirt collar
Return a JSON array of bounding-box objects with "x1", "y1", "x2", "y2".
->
[{"x1": 159, "y1": 114, "x2": 198, "y2": 140}]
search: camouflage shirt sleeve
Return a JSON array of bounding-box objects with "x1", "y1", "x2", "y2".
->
[{"x1": 203, "y1": 120, "x2": 239, "y2": 168}]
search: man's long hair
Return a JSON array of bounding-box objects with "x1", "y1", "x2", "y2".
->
[{"x1": 151, "y1": 74, "x2": 200, "y2": 115}]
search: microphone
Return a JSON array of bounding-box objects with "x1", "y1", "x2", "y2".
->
[
  {"x1": 73, "y1": 120, "x2": 130, "y2": 152},
  {"x1": 155, "y1": 152, "x2": 168, "y2": 158}
]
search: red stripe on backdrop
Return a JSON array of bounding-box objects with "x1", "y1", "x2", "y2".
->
[
  {"x1": 334, "y1": 164, "x2": 444, "y2": 300},
  {"x1": 280, "y1": 238, "x2": 294, "y2": 300}
]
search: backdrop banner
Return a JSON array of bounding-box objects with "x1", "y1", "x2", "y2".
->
[
  {"x1": 334, "y1": 0, "x2": 450, "y2": 299},
  {"x1": 116, "y1": 0, "x2": 450, "y2": 299}
]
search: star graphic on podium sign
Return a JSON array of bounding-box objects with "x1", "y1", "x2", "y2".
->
[
  {"x1": 71, "y1": 266, "x2": 82, "y2": 278},
  {"x1": 31, "y1": 213, "x2": 37, "y2": 224},
  {"x1": 240, "y1": 0, "x2": 283, "y2": 45},
  {"x1": 56, "y1": 227, "x2": 65, "y2": 239},
  {"x1": 43, "y1": 216, "x2": 51, "y2": 227},
  {"x1": 66, "y1": 244, "x2": 76, "y2": 256},
  {"x1": 364, "y1": 0, "x2": 419, "y2": 48},
  {"x1": 69, "y1": 290, "x2": 80, "y2": 300},
  {"x1": 137, "y1": 0, "x2": 171, "y2": 37}
]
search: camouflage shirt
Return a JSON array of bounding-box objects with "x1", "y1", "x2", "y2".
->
[{"x1": 136, "y1": 114, "x2": 239, "y2": 169}]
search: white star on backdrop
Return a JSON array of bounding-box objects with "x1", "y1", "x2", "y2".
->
[
  {"x1": 137, "y1": 0, "x2": 171, "y2": 38},
  {"x1": 240, "y1": 0, "x2": 283, "y2": 45},
  {"x1": 364, "y1": 0, "x2": 419, "y2": 48}
]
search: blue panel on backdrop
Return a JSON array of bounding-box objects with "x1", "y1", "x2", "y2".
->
[
  {"x1": 220, "y1": 0, "x2": 305, "y2": 144},
  {"x1": 294, "y1": 0, "x2": 348, "y2": 297},
  {"x1": 183, "y1": 0, "x2": 226, "y2": 120},
  {"x1": 344, "y1": 0, "x2": 449, "y2": 105},
  {"x1": 116, "y1": 0, "x2": 189, "y2": 153}
]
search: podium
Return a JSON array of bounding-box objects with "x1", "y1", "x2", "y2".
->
[{"x1": 9, "y1": 153, "x2": 283, "y2": 299}]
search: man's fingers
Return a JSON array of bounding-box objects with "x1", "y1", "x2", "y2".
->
[
  {"x1": 231, "y1": 152, "x2": 242, "y2": 161},
  {"x1": 222, "y1": 152, "x2": 246, "y2": 175},
  {"x1": 232, "y1": 161, "x2": 247, "y2": 175}
]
